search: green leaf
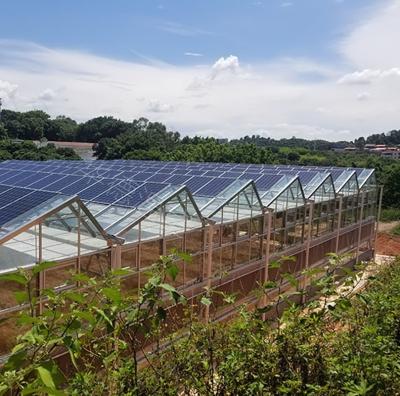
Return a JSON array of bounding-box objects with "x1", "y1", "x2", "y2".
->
[
  {"x1": 160, "y1": 283, "x2": 176, "y2": 293},
  {"x1": 33, "y1": 261, "x2": 58, "y2": 275},
  {"x1": 269, "y1": 261, "x2": 281, "y2": 269},
  {"x1": 14, "y1": 290, "x2": 29, "y2": 304},
  {"x1": 102, "y1": 287, "x2": 121, "y2": 304},
  {"x1": 0, "y1": 383, "x2": 8, "y2": 396},
  {"x1": 36, "y1": 365, "x2": 56, "y2": 389},
  {"x1": 64, "y1": 291, "x2": 86, "y2": 304},
  {"x1": 94, "y1": 307, "x2": 113, "y2": 327},
  {"x1": 71, "y1": 273, "x2": 92, "y2": 283},
  {"x1": 167, "y1": 263, "x2": 179, "y2": 281},
  {"x1": 0, "y1": 272, "x2": 28, "y2": 285},
  {"x1": 200, "y1": 296, "x2": 212, "y2": 306},
  {"x1": 111, "y1": 268, "x2": 132, "y2": 277}
]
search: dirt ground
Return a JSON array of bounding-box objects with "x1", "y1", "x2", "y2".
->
[{"x1": 376, "y1": 221, "x2": 400, "y2": 256}]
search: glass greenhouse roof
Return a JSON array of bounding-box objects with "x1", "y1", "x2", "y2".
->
[{"x1": 0, "y1": 160, "x2": 376, "y2": 237}]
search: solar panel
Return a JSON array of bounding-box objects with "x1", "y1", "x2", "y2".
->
[
  {"x1": 255, "y1": 174, "x2": 284, "y2": 191},
  {"x1": 146, "y1": 173, "x2": 171, "y2": 183},
  {"x1": 0, "y1": 170, "x2": 17, "y2": 183},
  {"x1": 222, "y1": 171, "x2": 242, "y2": 178},
  {"x1": 79, "y1": 179, "x2": 131, "y2": 201},
  {"x1": 27, "y1": 173, "x2": 69, "y2": 190},
  {"x1": 239, "y1": 172, "x2": 261, "y2": 180},
  {"x1": 0, "y1": 171, "x2": 40, "y2": 186},
  {"x1": 43, "y1": 175, "x2": 83, "y2": 192},
  {"x1": 204, "y1": 170, "x2": 224, "y2": 177},
  {"x1": 195, "y1": 177, "x2": 234, "y2": 197},
  {"x1": 185, "y1": 176, "x2": 213, "y2": 193},
  {"x1": 297, "y1": 171, "x2": 319, "y2": 185},
  {"x1": 165, "y1": 175, "x2": 192, "y2": 185},
  {"x1": 91, "y1": 180, "x2": 143, "y2": 205},
  {"x1": 129, "y1": 172, "x2": 153, "y2": 182},
  {"x1": 0, "y1": 189, "x2": 57, "y2": 226},
  {"x1": 115, "y1": 183, "x2": 167, "y2": 208},
  {"x1": 0, "y1": 187, "x2": 31, "y2": 208},
  {"x1": 59, "y1": 176, "x2": 102, "y2": 195}
]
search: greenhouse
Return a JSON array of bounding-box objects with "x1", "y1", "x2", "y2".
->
[{"x1": 0, "y1": 159, "x2": 380, "y2": 355}]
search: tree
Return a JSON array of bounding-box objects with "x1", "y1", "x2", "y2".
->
[
  {"x1": 76, "y1": 116, "x2": 129, "y2": 142},
  {"x1": 0, "y1": 123, "x2": 7, "y2": 139}
]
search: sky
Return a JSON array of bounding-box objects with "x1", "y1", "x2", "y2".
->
[{"x1": 0, "y1": 0, "x2": 399, "y2": 141}]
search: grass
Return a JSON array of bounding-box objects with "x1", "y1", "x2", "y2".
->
[{"x1": 381, "y1": 207, "x2": 400, "y2": 222}]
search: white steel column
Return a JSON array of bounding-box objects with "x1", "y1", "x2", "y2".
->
[
  {"x1": 355, "y1": 191, "x2": 365, "y2": 263},
  {"x1": 335, "y1": 195, "x2": 343, "y2": 254}
]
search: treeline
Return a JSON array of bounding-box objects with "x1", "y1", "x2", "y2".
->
[
  {"x1": 1, "y1": 109, "x2": 400, "y2": 148},
  {"x1": 0, "y1": 140, "x2": 80, "y2": 161}
]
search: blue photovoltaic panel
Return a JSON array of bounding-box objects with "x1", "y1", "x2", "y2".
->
[
  {"x1": 0, "y1": 187, "x2": 38, "y2": 208},
  {"x1": 195, "y1": 177, "x2": 234, "y2": 197},
  {"x1": 297, "y1": 171, "x2": 318, "y2": 185},
  {"x1": 116, "y1": 183, "x2": 167, "y2": 208},
  {"x1": 165, "y1": 175, "x2": 192, "y2": 185},
  {"x1": 91, "y1": 180, "x2": 143, "y2": 205},
  {"x1": 79, "y1": 179, "x2": 131, "y2": 201},
  {"x1": 185, "y1": 176, "x2": 213, "y2": 193},
  {"x1": 223, "y1": 171, "x2": 242, "y2": 178},
  {"x1": 328, "y1": 169, "x2": 344, "y2": 180},
  {"x1": 59, "y1": 176, "x2": 101, "y2": 195},
  {"x1": 239, "y1": 172, "x2": 262, "y2": 180},
  {"x1": 0, "y1": 170, "x2": 17, "y2": 183},
  {"x1": 43, "y1": 175, "x2": 83, "y2": 192},
  {"x1": 187, "y1": 169, "x2": 204, "y2": 176},
  {"x1": 28, "y1": 173, "x2": 68, "y2": 190},
  {"x1": 0, "y1": 185, "x2": 12, "y2": 196},
  {"x1": 0, "y1": 171, "x2": 39, "y2": 186},
  {"x1": 204, "y1": 170, "x2": 224, "y2": 177},
  {"x1": 88, "y1": 169, "x2": 123, "y2": 179},
  {"x1": 117, "y1": 171, "x2": 139, "y2": 180},
  {"x1": 146, "y1": 173, "x2": 171, "y2": 183},
  {"x1": 171, "y1": 169, "x2": 188, "y2": 175},
  {"x1": 0, "y1": 189, "x2": 57, "y2": 226},
  {"x1": 255, "y1": 174, "x2": 284, "y2": 191},
  {"x1": 129, "y1": 172, "x2": 153, "y2": 182}
]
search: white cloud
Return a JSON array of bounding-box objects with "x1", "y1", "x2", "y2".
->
[
  {"x1": 0, "y1": 0, "x2": 400, "y2": 143},
  {"x1": 146, "y1": 99, "x2": 175, "y2": 113},
  {"x1": 38, "y1": 88, "x2": 57, "y2": 101},
  {"x1": 356, "y1": 92, "x2": 370, "y2": 101},
  {"x1": 340, "y1": 0, "x2": 400, "y2": 69},
  {"x1": 281, "y1": 2, "x2": 293, "y2": 7},
  {"x1": 338, "y1": 68, "x2": 400, "y2": 85},
  {"x1": 0, "y1": 80, "x2": 18, "y2": 99},
  {"x1": 210, "y1": 55, "x2": 240, "y2": 79},
  {"x1": 184, "y1": 52, "x2": 204, "y2": 57},
  {"x1": 158, "y1": 21, "x2": 211, "y2": 37}
]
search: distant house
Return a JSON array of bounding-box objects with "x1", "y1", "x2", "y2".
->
[
  {"x1": 48, "y1": 141, "x2": 95, "y2": 160},
  {"x1": 32, "y1": 140, "x2": 95, "y2": 160}
]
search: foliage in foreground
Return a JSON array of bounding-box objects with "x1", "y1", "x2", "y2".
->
[{"x1": 1, "y1": 255, "x2": 400, "y2": 395}]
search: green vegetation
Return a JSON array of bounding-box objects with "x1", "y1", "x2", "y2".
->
[
  {"x1": 0, "y1": 140, "x2": 80, "y2": 161},
  {"x1": 1, "y1": 255, "x2": 400, "y2": 395},
  {"x1": 381, "y1": 208, "x2": 400, "y2": 222}
]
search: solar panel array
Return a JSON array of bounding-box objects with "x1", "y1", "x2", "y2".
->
[
  {"x1": 0, "y1": 159, "x2": 373, "y2": 229},
  {"x1": 0, "y1": 185, "x2": 57, "y2": 227}
]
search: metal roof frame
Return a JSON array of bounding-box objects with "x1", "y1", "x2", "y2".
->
[
  {"x1": 201, "y1": 180, "x2": 264, "y2": 219},
  {"x1": 0, "y1": 195, "x2": 120, "y2": 245}
]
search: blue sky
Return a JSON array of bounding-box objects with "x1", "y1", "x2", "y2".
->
[
  {"x1": 1, "y1": 0, "x2": 376, "y2": 64},
  {"x1": 0, "y1": 0, "x2": 399, "y2": 140}
]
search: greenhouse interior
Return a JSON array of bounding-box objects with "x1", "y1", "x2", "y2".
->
[{"x1": 0, "y1": 159, "x2": 380, "y2": 355}]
